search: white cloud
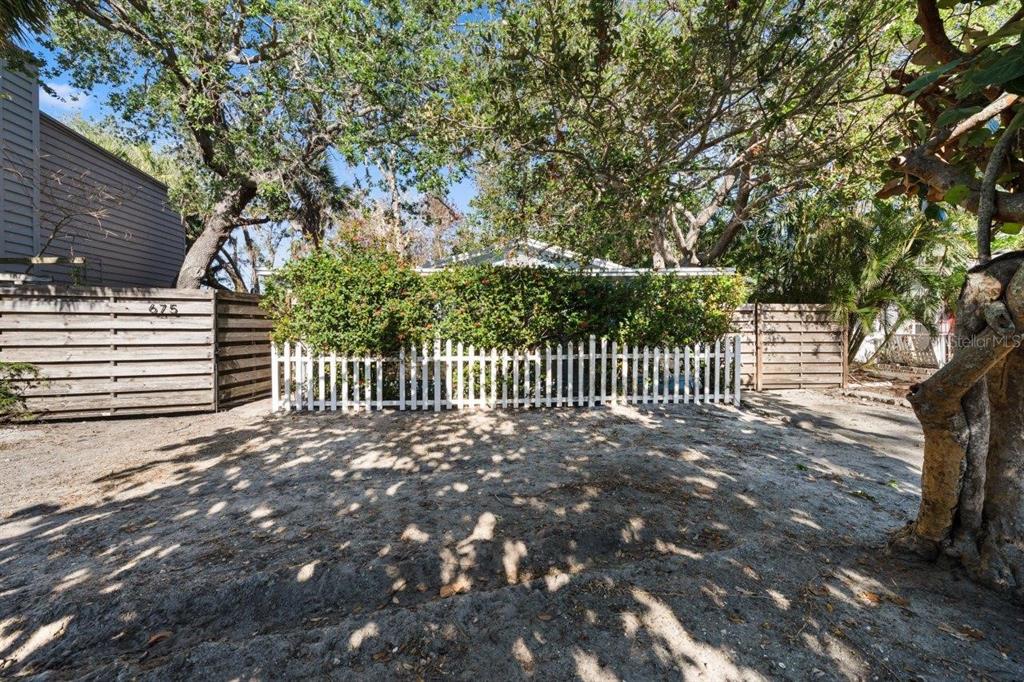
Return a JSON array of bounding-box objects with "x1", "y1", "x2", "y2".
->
[{"x1": 39, "y1": 83, "x2": 91, "y2": 114}]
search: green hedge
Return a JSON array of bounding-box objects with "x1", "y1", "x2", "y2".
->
[{"x1": 263, "y1": 247, "x2": 747, "y2": 353}]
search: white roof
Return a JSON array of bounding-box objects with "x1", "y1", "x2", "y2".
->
[{"x1": 417, "y1": 239, "x2": 735, "y2": 277}]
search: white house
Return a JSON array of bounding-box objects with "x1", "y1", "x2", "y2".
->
[{"x1": 417, "y1": 239, "x2": 735, "y2": 277}]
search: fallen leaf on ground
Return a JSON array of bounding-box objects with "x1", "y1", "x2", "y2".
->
[
  {"x1": 884, "y1": 594, "x2": 910, "y2": 607},
  {"x1": 859, "y1": 591, "x2": 881, "y2": 605},
  {"x1": 959, "y1": 625, "x2": 984, "y2": 640},
  {"x1": 537, "y1": 612, "x2": 553, "y2": 621},
  {"x1": 938, "y1": 623, "x2": 984, "y2": 641},
  {"x1": 146, "y1": 631, "x2": 172, "y2": 647},
  {"x1": 439, "y1": 576, "x2": 471, "y2": 598},
  {"x1": 848, "y1": 489, "x2": 878, "y2": 502}
]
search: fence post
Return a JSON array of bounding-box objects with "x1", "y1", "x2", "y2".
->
[
  {"x1": 702, "y1": 342, "x2": 709, "y2": 404},
  {"x1": 501, "y1": 349, "x2": 509, "y2": 408},
  {"x1": 566, "y1": 342, "x2": 574, "y2": 406},
  {"x1": 714, "y1": 339, "x2": 721, "y2": 403},
  {"x1": 306, "y1": 349, "x2": 315, "y2": 412},
  {"x1": 734, "y1": 335, "x2": 742, "y2": 407},
  {"x1": 672, "y1": 347, "x2": 680, "y2": 404},
  {"x1": 653, "y1": 347, "x2": 660, "y2": 404},
  {"x1": 330, "y1": 353, "x2": 337, "y2": 411},
  {"x1": 271, "y1": 343, "x2": 279, "y2": 412},
  {"x1": 363, "y1": 357, "x2": 371, "y2": 412},
  {"x1": 557, "y1": 342, "x2": 565, "y2": 405},
  {"x1": 282, "y1": 342, "x2": 291, "y2": 411},
  {"x1": 491, "y1": 347, "x2": 498, "y2": 408},
  {"x1": 399, "y1": 348, "x2": 406, "y2": 410},
  {"x1": 457, "y1": 342, "x2": 465, "y2": 409},
  {"x1": 410, "y1": 345, "x2": 418, "y2": 410},
  {"x1": 546, "y1": 344, "x2": 553, "y2": 406},
  {"x1": 754, "y1": 304, "x2": 764, "y2": 392},
  {"x1": 294, "y1": 343, "x2": 303, "y2": 409},
  {"x1": 446, "y1": 340, "x2": 454, "y2": 408},
  {"x1": 523, "y1": 347, "x2": 531, "y2": 409},
  {"x1": 434, "y1": 338, "x2": 442, "y2": 412},
  {"x1": 536, "y1": 348, "x2": 544, "y2": 405},
  {"x1": 512, "y1": 348, "x2": 520, "y2": 407}
]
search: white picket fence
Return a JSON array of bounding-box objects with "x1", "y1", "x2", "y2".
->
[{"x1": 271, "y1": 335, "x2": 742, "y2": 412}]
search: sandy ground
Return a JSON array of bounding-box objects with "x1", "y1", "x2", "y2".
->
[{"x1": 1, "y1": 392, "x2": 1021, "y2": 681}]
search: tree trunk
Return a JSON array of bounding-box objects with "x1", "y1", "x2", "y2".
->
[
  {"x1": 176, "y1": 183, "x2": 257, "y2": 289},
  {"x1": 893, "y1": 252, "x2": 1024, "y2": 598}
]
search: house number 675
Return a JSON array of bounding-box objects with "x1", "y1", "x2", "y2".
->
[{"x1": 148, "y1": 303, "x2": 179, "y2": 317}]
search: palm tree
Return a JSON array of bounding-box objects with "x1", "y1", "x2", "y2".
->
[
  {"x1": 727, "y1": 198, "x2": 971, "y2": 363},
  {"x1": 2, "y1": 0, "x2": 46, "y2": 48}
]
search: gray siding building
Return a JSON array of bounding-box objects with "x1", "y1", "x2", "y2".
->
[{"x1": 0, "y1": 64, "x2": 184, "y2": 287}]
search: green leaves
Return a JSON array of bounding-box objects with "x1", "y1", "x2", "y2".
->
[
  {"x1": 903, "y1": 58, "x2": 961, "y2": 95},
  {"x1": 959, "y1": 43, "x2": 1024, "y2": 96},
  {"x1": 469, "y1": 0, "x2": 900, "y2": 264},
  {"x1": 943, "y1": 184, "x2": 970, "y2": 206},
  {"x1": 48, "y1": 0, "x2": 474, "y2": 277},
  {"x1": 934, "y1": 106, "x2": 982, "y2": 128},
  {"x1": 264, "y1": 247, "x2": 747, "y2": 352}
]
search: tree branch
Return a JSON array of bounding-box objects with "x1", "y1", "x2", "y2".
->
[
  {"x1": 977, "y1": 107, "x2": 1024, "y2": 263},
  {"x1": 925, "y1": 94, "x2": 1020, "y2": 154},
  {"x1": 889, "y1": 147, "x2": 1024, "y2": 224},
  {"x1": 915, "y1": 0, "x2": 963, "y2": 64}
]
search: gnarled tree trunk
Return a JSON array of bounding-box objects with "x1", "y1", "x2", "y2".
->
[
  {"x1": 175, "y1": 182, "x2": 258, "y2": 289},
  {"x1": 893, "y1": 252, "x2": 1024, "y2": 598}
]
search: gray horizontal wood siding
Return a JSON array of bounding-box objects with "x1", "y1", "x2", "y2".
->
[
  {"x1": 0, "y1": 64, "x2": 40, "y2": 259},
  {"x1": 32, "y1": 115, "x2": 185, "y2": 286}
]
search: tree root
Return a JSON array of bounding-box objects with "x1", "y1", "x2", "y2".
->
[{"x1": 888, "y1": 523, "x2": 940, "y2": 561}]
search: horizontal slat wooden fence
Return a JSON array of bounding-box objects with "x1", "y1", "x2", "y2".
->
[
  {"x1": 215, "y1": 292, "x2": 273, "y2": 409},
  {"x1": 272, "y1": 335, "x2": 743, "y2": 412},
  {"x1": 1, "y1": 286, "x2": 216, "y2": 418},
  {"x1": 1, "y1": 286, "x2": 272, "y2": 419},
  {"x1": 746, "y1": 304, "x2": 847, "y2": 390}
]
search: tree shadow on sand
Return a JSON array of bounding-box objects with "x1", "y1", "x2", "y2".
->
[{"x1": 1, "y1": 394, "x2": 1021, "y2": 680}]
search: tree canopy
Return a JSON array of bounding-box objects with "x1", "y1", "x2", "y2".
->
[
  {"x1": 465, "y1": 0, "x2": 904, "y2": 268},
  {"x1": 47, "y1": 0, "x2": 474, "y2": 286}
]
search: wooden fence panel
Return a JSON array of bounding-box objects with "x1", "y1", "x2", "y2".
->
[
  {"x1": 1, "y1": 286, "x2": 216, "y2": 419},
  {"x1": 214, "y1": 291, "x2": 272, "y2": 409},
  {"x1": 731, "y1": 303, "x2": 846, "y2": 390}
]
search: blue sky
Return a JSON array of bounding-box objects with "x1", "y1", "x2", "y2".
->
[{"x1": 28, "y1": 36, "x2": 479, "y2": 215}]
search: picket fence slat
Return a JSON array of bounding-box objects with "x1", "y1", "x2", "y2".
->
[{"x1": 271, "y1": 336, "x2": 742, "y2": 413}]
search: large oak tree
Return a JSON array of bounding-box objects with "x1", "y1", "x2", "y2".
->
[
  {"x1": 467, "y1": 0, "x2": 901, "y2": 268},
  {"x1": 48, "y1": 0, "x2": 469, "y2": 287}
]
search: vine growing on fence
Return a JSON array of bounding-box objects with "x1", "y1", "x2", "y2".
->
[{"x1": 263, "y1": 246, "x2": 747, "y2": 353}]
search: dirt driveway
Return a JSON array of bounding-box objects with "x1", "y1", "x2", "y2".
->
[{"x1": 1, "y1": 392, "x2": 1021, "y2": 680}]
